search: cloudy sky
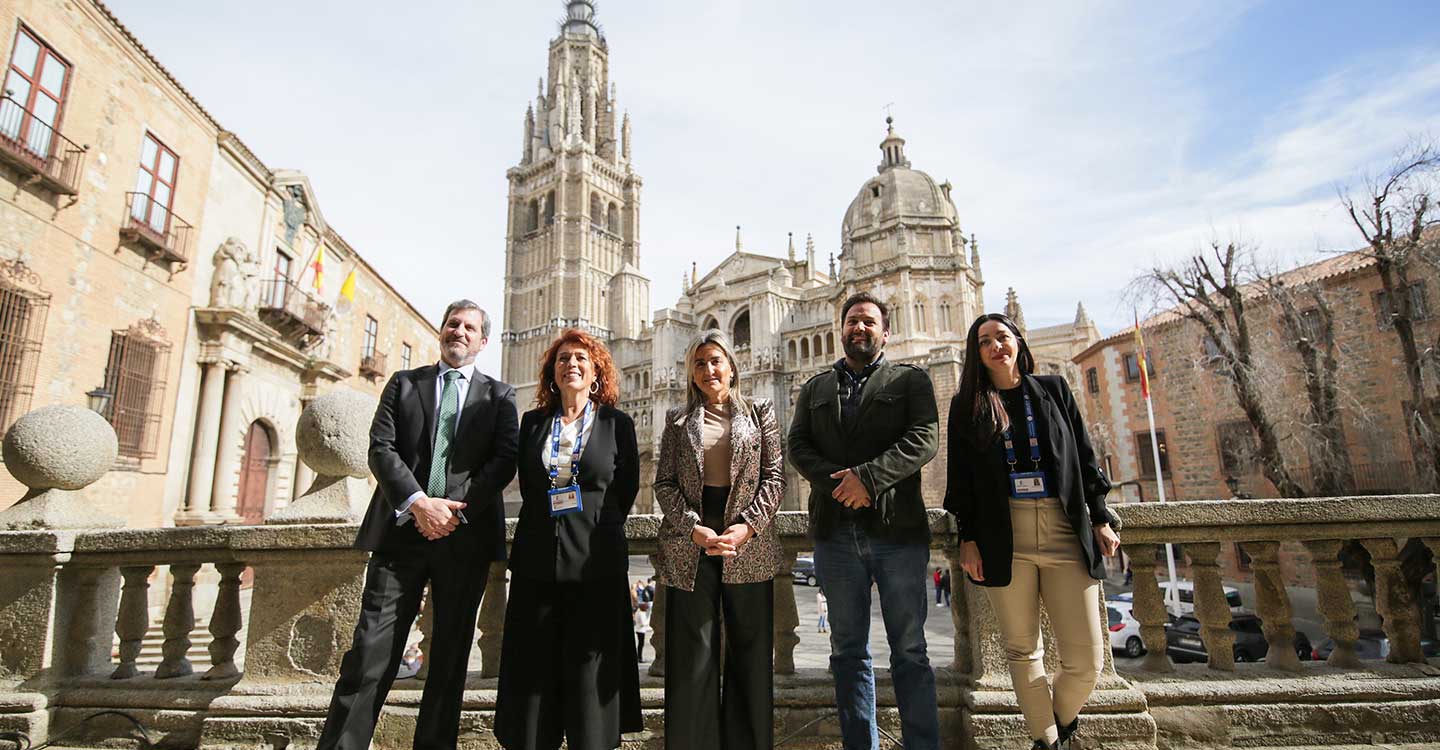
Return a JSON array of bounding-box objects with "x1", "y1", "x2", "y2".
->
[{"x1": 107, "y1": 0, "x2": 1440, "y2": 372}]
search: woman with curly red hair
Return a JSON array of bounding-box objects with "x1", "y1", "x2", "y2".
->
[{"x1": 494, "y1": 329, "x2": 643, "y2": 750}]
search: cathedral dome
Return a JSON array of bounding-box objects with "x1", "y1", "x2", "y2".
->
[{"x1": 841, "y1": 119, "x2": 958, "y2": 240}]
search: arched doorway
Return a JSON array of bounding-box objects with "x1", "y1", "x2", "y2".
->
[{"x1": 236, "y1": 421, "x2": 276, "y2": 524}]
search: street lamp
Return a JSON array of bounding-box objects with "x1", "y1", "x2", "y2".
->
[
  {"x1": 86, "y1": 386, "x2": 113, "y2": 417},
  {"x1": 1224, "y1": 474, "x2": 1240, "y2": 498}
]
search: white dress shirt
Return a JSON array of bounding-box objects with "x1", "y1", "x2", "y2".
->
[
  {"x1": 396, "y1": 360, "x2": 479, "y2": 519},
  {"x1": 543, "y1": 402, "x2": 596, "y2": 486}
]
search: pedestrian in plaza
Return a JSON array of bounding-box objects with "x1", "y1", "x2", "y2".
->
[
  {"x1": 494, "y1": 328, "x2": 643, "y2": 750},
  {"x1": 940, "y1": 567, "x2": 951, "y2": 607},
  {"x1": 653, "y1": 328, "x2": 786, "y2": 750},
  {"x1": 634, "y1": 601, "x2": 652, "y2": 662},
  {"x1": 788, "y1": 292, "x2": 942, "y2": 750},
  {"x1": 944, "y1": 313, "x2": 1120, "y2": 750},
  {"x1": 816, "y1": 590, "x2": 829, "y2": 633},
  {"x1": 933, "y1": 567, "x2": 944, "y2": 605},
  {"x1": 317, "y1": 300, "x2": 518, "y2": 750}
]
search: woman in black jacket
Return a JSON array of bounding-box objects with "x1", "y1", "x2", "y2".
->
[
  {"x1": 494, "y1": 328, "x2": 642, "y2": 750},
  {"x1": 943, "y1": 313, "x2": 1120, "y2": 750}
]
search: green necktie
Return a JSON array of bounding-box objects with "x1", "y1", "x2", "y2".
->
[{"x1": 427, "y1": 370, "x2": 462, "y2": 497}]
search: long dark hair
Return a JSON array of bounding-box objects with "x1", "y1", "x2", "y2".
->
[{"x1": 957, "y1": 313, "x2": 1035, "y2": 445}]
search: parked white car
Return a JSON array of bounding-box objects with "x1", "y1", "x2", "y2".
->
[
  {"x1": 1106, "y1": 600, "x2": 1146, "y2": 658},
  {"x1": 1110, "y1": 580, "x2": 1243, "y2": 617}
]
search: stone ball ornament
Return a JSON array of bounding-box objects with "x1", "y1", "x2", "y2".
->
[
  {"x1": 2, "y1": 405, "x2": 118, "y2": 490},
  {"x1": 296, "y1": 390, "x2": 372, "y2": 478}
]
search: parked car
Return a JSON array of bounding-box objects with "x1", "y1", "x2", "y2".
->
[
  {"x1": 793, "y1": 557, "x2": 818, "y2": 587},
  {"x1": 1165, "y1": 612, "x2": 1312, "y2": 663},
  {"x1": 1111, "y1": 580, "x2": 1243, "y2": 616},
  {"x1": 1107, "y1": 601, "x2": 1146, "y2": 658},
  {"x1": 1312, "y1": 629, "x2": 1440, "y2": 660}
]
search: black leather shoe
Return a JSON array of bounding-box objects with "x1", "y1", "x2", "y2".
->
[
  {"x1": 1031, "y1": 741, "x2": 1058, "y2": 750},
  {"x1": 1055, "y1": 714, "x2": 1080, "y2": 749}
]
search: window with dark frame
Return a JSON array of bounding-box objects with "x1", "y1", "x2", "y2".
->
[
  {"x1": 131, "y1": 133, "x2": 179, "y2": 235},
  {"x1": 1135, "y1": 429, "x2": 1170, "y2": 478},
  {"x1": 102, "y1": 321, "x2": 171, "y2": 460},
  {"x1": 265, "y1": 249, "x2": 292, "y2": 308},
  {"x1": 1123, "y1": 349, "x2": 1156, "y2": 382},
  {"x1": 1086, "y1": 367, "x2": 1099, "y2": 394},
  {"x1": 363, "y1": 315, "x2": 378, "y2": 359},
  {"x1": 1217, "y1": 420, "x2": 1257, "y2": 476},
  {"x1": 2, "y1": 25, "x2": 70, "y2": 160},
  {"x1": 1297, "y1": 308, "x2": 1324, "y2": 342},
  {"x1": 0, "y1": 263, "x2": 48, "y2": 435},
  {"x1": 401, "y1": 342, "x2": 412, "y2": 370},
  {"x1": 1374, "y1": 283, "x2": 1430, "y2": 328}
]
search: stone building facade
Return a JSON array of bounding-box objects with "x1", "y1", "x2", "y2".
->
[
  {"x1": 499, "y1": 2, "x2": 1098, "y2": 513},
  {"x1": 0, "y1": 0, "x2": 437, "y2": 528}
]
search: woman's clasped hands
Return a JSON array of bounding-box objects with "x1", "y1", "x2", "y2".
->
[{"x1": 691, "y1": 522, "x2": 753, "y2": 557}]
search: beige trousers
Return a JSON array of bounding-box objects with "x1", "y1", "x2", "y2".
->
[{"x1": 983, "y1": 497, "x2": 1103, "y2": 745}]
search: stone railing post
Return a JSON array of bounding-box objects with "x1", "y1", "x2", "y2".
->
[
  {"x1": 415, "y1": 584, "x2": 434, "y2": 681},
  {"x1": 647, "y1": 553, "x2": 666, "y2": 677},
  {"x1": 477, "y1": 561, "x2": 508, "y2": 679},
  {"x1": 267, "y1": 391, "x2": 371, "y2": 525},
  {"x1": 773, "y1": 548, "x2": 800, "y2": 675},
  {"x1": 1187, "y1": 542, "x2": 1235, "y2": 670},
  {"x1": 1126, "y1": 548, "x2": 1172, "y2": 672},
  {"x1": 0, "y1": 406, "x2": 121, "y2": 530},
  {"x1": 1359, "y1": 537, "x2": 1425, "y2": 664},
  {"x1": 110, "y1": 565, "x2": 155, "y2": 679},
  {"x1": 155, "y1": 562, "x2": 201, "y2": 679},
  {"x1": 943, "y1": 545, "x2": 972, "y2": 674},
  {"x1": 203, "y1": 562, "x2": 245, "y2": 680},
  {"x1": 1302, "y1": 539, "x2": 1361, "y2": 668},
  {"x1": 1245, "y1": 541, "x2": 1301, "y2": 671}
]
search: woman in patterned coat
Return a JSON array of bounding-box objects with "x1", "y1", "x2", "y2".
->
[{"x1": 653, "y1": 329, "x2": 786, "y2": 750}]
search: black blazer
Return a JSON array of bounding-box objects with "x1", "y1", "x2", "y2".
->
[
  {"x1": 787, "y1": 360, "x2": 939, "y2": 543},
  {"x1": 942, "y1": 374, "x2": 1114, "y2": 586},
  {"x1": 355, "y1": 364, "x2": 520, "y2": 555},
  {"x1": 508, "y1": 404, "x2": 639, "y2": 583}
]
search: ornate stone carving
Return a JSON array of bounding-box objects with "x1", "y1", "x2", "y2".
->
[
  {"x1": 209, "y1": 237, "x2": 259, "y2": 309},
  {"x1": 282, "y1": 185, "x2": 306, "y2": 246}
]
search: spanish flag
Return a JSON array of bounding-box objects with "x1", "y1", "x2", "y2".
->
[
  {"x1": 1133, "y1": 312, "x2": 1150, "y2": 400},
  {"x1": 308, "y1": 244, "x2": 325, "y2": 295}
]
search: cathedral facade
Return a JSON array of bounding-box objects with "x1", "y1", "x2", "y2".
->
[{"x1": 500, "y1": 1, "x2": 1094, "y2": 513}]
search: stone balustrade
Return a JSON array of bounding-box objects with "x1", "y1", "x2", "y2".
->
[
  {"x1": 1, "y1": 400, "x2": 1438, "y2": 748},
  {"x1": 1112, "y1": 496, "x2": 1440, "y2": 747}
]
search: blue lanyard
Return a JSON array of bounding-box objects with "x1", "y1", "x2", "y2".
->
[
  {"x1": 549, "y1": 401, "x2": 592, "y2": 488},
  {"x1": 1001, "y1": 390, "x2": 1042, "y2": 473}
]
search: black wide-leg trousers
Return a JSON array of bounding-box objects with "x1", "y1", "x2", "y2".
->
[{"x1": 663, "y1": 485, "x2": 774, "y2": 750}]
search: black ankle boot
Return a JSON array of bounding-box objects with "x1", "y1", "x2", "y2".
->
[
  {"x1": 1055, "y1": 714, "x2": 1079, "y2": 748},
  {"x1": 1031, "y1": 741, "x2": 1057, "y2": 750}
]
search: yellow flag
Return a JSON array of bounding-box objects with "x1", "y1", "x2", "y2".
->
[
  {"x1": 337, "y1": 269, "x2": 357, "y2": 313},
  {"x1": 308, "y1": 245, "x2": 325, "y2": 294}
]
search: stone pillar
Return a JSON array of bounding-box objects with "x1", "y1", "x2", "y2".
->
[
  {"x1": 210, "y1": 367, "x2": 246, "y2": 522},
  {"x1": 772, "y1": 549, "x2": 800, "y2": 675},
  {"x1": 1188, "y1": 542, "x2": 1235, "y2": 670},
  {"x1": 203, "y1": 562, "x2": 245, "y2": 680},
  {"x1": 155, "y1": 563, "x2": 201, "y2": 679},
  {"x1": 1360, "y1": 537, "x2": 1425, "y2": 664},
  {"x1": 1246, "y1": 541, "x2": 1301, "y2": 671},
  {"x1": 0, "y1": 406, "x2": 121, "y2": 530},
  {"x1": 1302, "y1": 539, "x2": 1361, "y2": 668},
  {"x1": 111, "y1": 565, "x2": 155, "y2": 679},
  {"x1": 180, "y1": 361, "x2": 227, "y2": 525},
  {"x1": 234, "y1": 544, "x2": 368, "y2": 684},
  {"x1": 477, "y1": 561, "x2": 508, "y2": 679},
  {"x1": 415, "y1": 584, "x2": 434, "y2": 681},
  {"x1": 944, "y1": 546, "x2": 973, "y2": 674},
  {"x1": 1127, "y1": 547, "x2": 1172, "y2": 672},
  {"x1": 268, "y1": 390, "x2": 370, "y2": 524},
  {"x1": 647, "y1": 553, "x2": 666, "y2": 677}
]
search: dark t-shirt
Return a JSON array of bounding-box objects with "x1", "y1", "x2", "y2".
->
[{"x1": 997, "y1": 383, "x2": 1057, "y2": 489}]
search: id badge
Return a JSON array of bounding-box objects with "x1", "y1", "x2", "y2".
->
[
  {"x1": 1010, "y1": 472, "x2": 1048, "y2": 498},
  {"x1": 548, "y1": 485, "x2": 583, "y2": 516}
]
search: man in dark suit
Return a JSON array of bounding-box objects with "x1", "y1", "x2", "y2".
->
[
  {"x1": 317, "y1": 299, "x2": 519, "y2": 750},
  {"x1": 788, "y1": 291, "x2": 941, "y2": 750}
]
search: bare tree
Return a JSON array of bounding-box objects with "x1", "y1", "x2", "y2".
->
[
  {"x1": 1130, "y1": 241, "x2": 1306, "y2": 497},
  {"x1": 1260, "y1": 276, "x2": 1354, "y2": 495},
  {"x1": 1342, "y1": 140, "x2": 1440, "y2": 491}
]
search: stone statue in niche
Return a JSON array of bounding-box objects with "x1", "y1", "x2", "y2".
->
[
  {"x1": 282, "y1": 185, "x2": 306, "y2": 246},
  {"x1": 209, "y1": 237, "x2": 256, "y2": 309},
  {"x1": 314, "y1": 308, "x2": 340, "y2": 362}
]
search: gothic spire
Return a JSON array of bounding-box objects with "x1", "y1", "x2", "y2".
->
[
  {"x1": 735, "y1": 225, "x2": 743, "y2": 252},
  {"x1": 787, "y1": 232, "x2": 795, "y2": 262},
  {"x1": 561, "y1": 0, "x2": 601, "y2": 38}
]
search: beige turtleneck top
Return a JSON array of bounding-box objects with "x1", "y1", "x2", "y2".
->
[{"x1": 700, "y1": 402, "x2": 732, "y2": 487}]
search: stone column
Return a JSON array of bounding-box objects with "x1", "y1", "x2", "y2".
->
[
  {"x1": 647, "y1": 553, "x2": 666, "y2": 677},
  {"x1": 944, "y1": 546, "x2": 973, "y2": 674},
  {"x1": 203, "y1": 562, "x2": 245, "y2": 680},
  {"x1": 477, "y1": 561, "x2": 508, "y2": 678},
  {"x1": 772, "y1": 549, "x2": 800, "y2": 675},
  {"x1": 111, "y1": 565, "x2": 155, "y2": 679},
  {"x1": 1360, "y1": 537, "x2": 1425, "y2": 664},
  {"x1": 1188, "y1": 542, "x2": 1235, "y2": 670},
  {"x1": 210, "y1": 367, "x2": 246, "y2": 522},
  {"x1": 1302, "y1": 539, "x2": 1361, "y2": 668},
  {"x1": 1246, "y1": 541, "x2": 1301, "y2": 671},
  {"x1": 180, "y1": 361, "x2": 227, "y2": 525},
  {"x1": 1127, "y1": 547, "x2": 1172, "y2": 672}
]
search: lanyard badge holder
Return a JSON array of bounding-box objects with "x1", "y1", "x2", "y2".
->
[
  {"x1": 1004, "y1": 390, "x2": 1049, "y2": 498},
  {"x1": 548, "y1": 401, "x2": 591, "y2": 516}
]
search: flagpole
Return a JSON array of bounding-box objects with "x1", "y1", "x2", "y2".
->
[{"x1": 1144, "y1": 389, "x2": 1181, "y2": 616}]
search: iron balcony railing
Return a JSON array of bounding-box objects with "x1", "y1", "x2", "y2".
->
[
  {"x1": 120, "y1": 192, "x2": 193, "y2": 267},
  {"x1": 0, "y1": 94, "x2": 85, "y2": 195},
  {"x1": 258, "y1": 277, "x2": 327, "y2": 338}
]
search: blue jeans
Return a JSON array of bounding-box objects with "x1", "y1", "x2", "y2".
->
[{"x1": 814, "y1": 522, "x2": 940, "y2": 750}]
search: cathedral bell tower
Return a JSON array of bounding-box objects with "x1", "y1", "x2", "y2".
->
[{"x1": 501, "y1": 0, "x2": 650, "y2": 407}]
